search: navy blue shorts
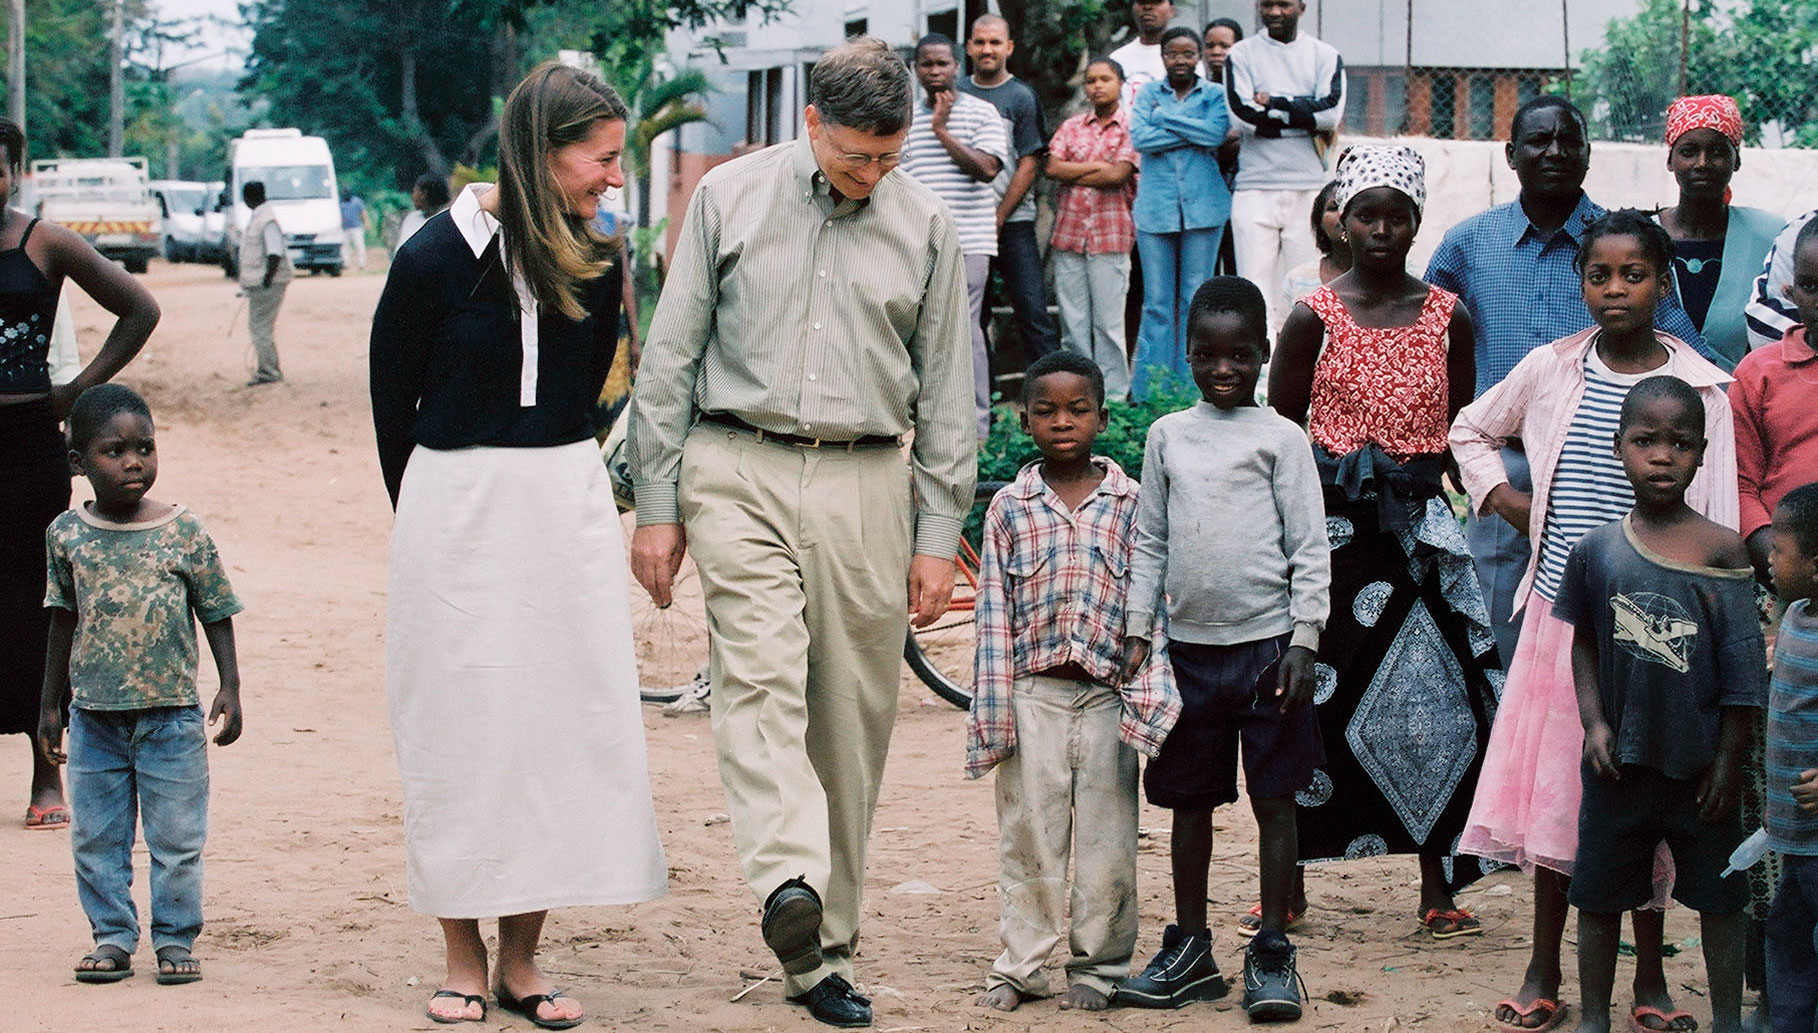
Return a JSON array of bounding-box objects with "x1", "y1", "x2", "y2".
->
[
  {"x1": 1569, "y1": 762, "x2": 1748, "y2": 915},
  {"x1": 1143, "y1": 635, "x2": 1326, "y2": 810}
]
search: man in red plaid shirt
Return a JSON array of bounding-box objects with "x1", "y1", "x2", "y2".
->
[{"x1": 1044, "y1": 56, "x2": 1140, "y2": 400}]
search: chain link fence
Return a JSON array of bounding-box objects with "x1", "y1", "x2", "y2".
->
[{"x1": 1290, "y1": 0, "x2": 1817, "y2": 146}]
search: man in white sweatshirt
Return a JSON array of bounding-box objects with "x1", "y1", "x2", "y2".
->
[{"x1": 1223, "y1": 0, "x2": 1345, "y2": 332}]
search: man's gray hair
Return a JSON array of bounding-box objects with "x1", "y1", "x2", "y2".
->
[{"x1": 809, "y1": 36, "x2": 912, "y2": 136}]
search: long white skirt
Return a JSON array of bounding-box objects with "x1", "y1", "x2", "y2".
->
[{"x1": 386, "y1": 440, "x2": 667, "y2": 918}]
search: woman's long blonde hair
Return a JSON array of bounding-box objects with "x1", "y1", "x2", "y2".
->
[{"x1": 497, "y1": 62, "x2": 628, "y2": 321}]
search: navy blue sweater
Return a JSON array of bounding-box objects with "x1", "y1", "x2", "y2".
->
[{"x1": 369, "y1": 211, "x2": 621, "y2": 506}]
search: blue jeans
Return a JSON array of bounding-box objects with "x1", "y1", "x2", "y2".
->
[
  {"x1": 1463, "y1": 444, "x2": 1532, "y2": 664},
  {"x1": 1769, "y1": 855, "x2": 1818, "y2": 1033},
  {"x1": 1133, "y1": 226, "x2": 1222, "y2": 401},
  {"x1": 67, "y1": 706, "x2": 210, "y2": 953},
  {"x1": 993, "y1": 220, "x2": 1058, "y2": 359}
]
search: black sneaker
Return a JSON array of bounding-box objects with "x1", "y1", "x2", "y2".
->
[
  {"x1": 1242, "y1": 929, "x2": 1304, "y2": 1022},
  {"x1": 1114, "y1": 923, "x2": 1226, "y2": 1008}
]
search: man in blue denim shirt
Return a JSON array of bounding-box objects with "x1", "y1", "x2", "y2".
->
[
  {"x1": 1426, "y1": 95, "x2": 1710, "y2": 664},
  {"x1": 1129, "y1": 27, "x2": 1230, "y2": 401}
]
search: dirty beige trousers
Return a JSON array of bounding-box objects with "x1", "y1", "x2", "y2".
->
[
  {"x1": 678, "y1": 423, "x2": 912, "y2": 997},
  {"x1": 245, "y1": 282, "x2": 286, "y2": 381},
  {"x1": 985, "y1": 675, "x2": 1140, "y2": 998}
]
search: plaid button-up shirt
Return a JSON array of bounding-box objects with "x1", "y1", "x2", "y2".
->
[
  {"x1": 1047, "y1": 109, "x2": 1139, "y2": 255},
  {"x1": 964, "y1": 458, "x2": 1179, "y2": 779}
]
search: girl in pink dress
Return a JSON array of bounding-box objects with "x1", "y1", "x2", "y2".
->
[{"x1": 1450, "y1": 209, "x2": 1737, "y2": 1033}]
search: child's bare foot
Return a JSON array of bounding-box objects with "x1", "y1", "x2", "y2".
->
[
  {"x1": 1059, "y1": 984, "x2": 1110, "y2": 1011},
  {"x1": 974, "y1": 985, "x2": 1024, "y2": 1011}
]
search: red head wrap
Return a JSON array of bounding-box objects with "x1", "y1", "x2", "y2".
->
[{"x1": 1665, "y1": 95, "x2": 1743, "y2": 148}]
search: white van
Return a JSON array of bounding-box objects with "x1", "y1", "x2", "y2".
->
[
  {"x1": 149, "y1": 179, "x2": 225, "y2": 263},
  {"x1": 220, "y1": 128, "x2": 342, "y2": 277}
]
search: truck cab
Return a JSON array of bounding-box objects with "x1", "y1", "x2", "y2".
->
[{"x1": 221, "y1": 129, "x2": 343, "y2": 278}]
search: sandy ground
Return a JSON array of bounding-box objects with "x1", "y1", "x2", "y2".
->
[{"x1": 2, "y1": 260, "x2": 1728, "y2": 1032}]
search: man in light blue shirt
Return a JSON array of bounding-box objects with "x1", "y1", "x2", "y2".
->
[
  {"x1": 1129, "y1": 27, "x2": 1230, "y2": 401},
  {"x1": 1425, "y1": 95, "x2": 1708, "y2": 663}
]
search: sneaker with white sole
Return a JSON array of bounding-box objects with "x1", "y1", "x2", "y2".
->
[
  {"x1": 1241, "y1": 928, "x2": 1304, "y2": 1022},
  {"x1": 1114, "y1": 924, "x2": 1226, "y2": 1008}
]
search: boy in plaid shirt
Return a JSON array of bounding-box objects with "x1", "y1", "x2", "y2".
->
[{"x1": 966, "y1": 350, "x2": 1179, "y2": 1014}]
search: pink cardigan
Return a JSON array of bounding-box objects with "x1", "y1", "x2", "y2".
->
[{"x1": 1449, "y1": 327, "x2": 1739, "y2": 609}]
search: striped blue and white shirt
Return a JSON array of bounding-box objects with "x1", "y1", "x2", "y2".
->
[
  {"x1": 1531, "y1": 346, "x2": 1653, "y2": 602},
  {"x1": 1770, "y1": 598, "x2": 1818, "y2": 855},
  {"x1": 900, "y1": 91, "x2": 1010, "y2": 258}
]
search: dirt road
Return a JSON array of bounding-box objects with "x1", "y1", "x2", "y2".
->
[{"x1": 2, "y1": 260, "x2": 1718, "y2": 1032}]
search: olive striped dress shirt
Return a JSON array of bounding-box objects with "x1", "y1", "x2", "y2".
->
[{"x1": 628, "y1": 137, "x2": 978, "y2": 558}]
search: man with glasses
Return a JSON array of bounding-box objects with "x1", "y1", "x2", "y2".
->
[
  {"x1": 628, "y1": 36, "x2": 976, "y2": 1030},
  {"x1": 901, "y1": 32, "x2": 1011, "y2": 437}
]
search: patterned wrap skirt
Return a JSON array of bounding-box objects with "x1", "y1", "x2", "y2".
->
[{"x1": 1296, "y1": 447, "x2": 1504, "y2": 893}]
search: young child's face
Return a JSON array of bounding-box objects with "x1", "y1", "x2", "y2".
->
[
  {"x1": 1580, "y1": 233, "x2": 1666, "y2": 337},
  {"x1": 1615, "y1": 396, "x2": 1704, "y2": 508},
  {"x1": 1021, "y1": 371, "x2": 1107, "y2": 465},
  {"x1": 1083, "y1": 64, "x2": 1123, "y2": 110},
  {"x1": 1341, "y1": 187, "x2": 1418, "y2": 270},
  {"x1": 1770, "y1": 508, "x2": 1818, "y2": 605},
  {"x1": 72, "y1": 410, "x2": 157, "y2": 512},
  {"x1": 1783, "y1": 236, "x2": 1818, "y2": 337},
  {"x1": 1187, "y1": 310, "x2": 1265, "y2": 410}
]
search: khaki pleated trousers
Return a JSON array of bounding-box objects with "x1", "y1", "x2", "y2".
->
[{"x1": 678, "y1": 424, "x2": 913, "y2": 996}]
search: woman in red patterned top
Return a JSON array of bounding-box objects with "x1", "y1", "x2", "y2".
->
[{"x1": 1264, "y1": 145, "x2": 1504, "y2": 944}]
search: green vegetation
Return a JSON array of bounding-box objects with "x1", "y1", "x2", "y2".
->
[{"x1": 1579, "y1": 0, "x2": 1818, "y2": 146}]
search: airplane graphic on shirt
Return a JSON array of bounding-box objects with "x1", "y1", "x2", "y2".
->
[{"x1": 1611, "y1": 592, "x2": 1698, "y2": 674}]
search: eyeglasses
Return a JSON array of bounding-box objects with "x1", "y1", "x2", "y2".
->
[{"x1": 832, "y1": 150, "x2": 901, "y2": 171}]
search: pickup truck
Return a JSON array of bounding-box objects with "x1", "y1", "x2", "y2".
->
[{"x1": 32, "y1": 157, "x2": 162, "y2": 273}]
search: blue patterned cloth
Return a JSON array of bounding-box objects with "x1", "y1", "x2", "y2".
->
[{"x1": 1425, "y1": 193, "x2": 1711, "y2": 395}]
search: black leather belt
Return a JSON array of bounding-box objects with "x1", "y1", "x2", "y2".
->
[{"x1": 701, "y1": 412, "x2": 899, "y2": 450}]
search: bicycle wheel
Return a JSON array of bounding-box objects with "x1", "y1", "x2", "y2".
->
[
  {"x1": 905, "y1": 480, "x2": 1007, "y2": 710},
  {"x1": 628, "y1": 546, "x2": 712, "y2": 706}
]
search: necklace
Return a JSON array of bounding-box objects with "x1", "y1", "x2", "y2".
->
[{"x1": 1676, "y1": 254, "x2": 1720, "y2": 275}]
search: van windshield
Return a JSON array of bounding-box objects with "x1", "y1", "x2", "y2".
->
[
  {"x1": 164, "y1": 189, "x2": 207, "y2": 213},
  {"x1": 241, "y1": 165, "x2": 332, "y2": 201}
]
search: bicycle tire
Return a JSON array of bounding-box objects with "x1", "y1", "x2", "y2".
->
[{"x1": 905, "y1": 480, "x2": 1007, "y2": 710}]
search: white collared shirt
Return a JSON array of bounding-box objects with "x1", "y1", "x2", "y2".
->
[{"x1": 451, "y1": 183, "x2": 540, "y2": 406}]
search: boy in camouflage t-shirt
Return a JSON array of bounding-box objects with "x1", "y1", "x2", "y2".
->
[{"x1": 36, "y1": 385, "x2": 244, "y2": 986}]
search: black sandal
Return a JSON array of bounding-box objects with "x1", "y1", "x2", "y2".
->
[
  {"x1": 154, "y1": 945, "x2": 203, "y2": 985},
  {"x1": 495, "y1": 985, "x2": 584, "y2": 1029},
  {"x1": 73, "y1": 944, "x2": 133, "y2": 984},
  {"x1": 425, "y1": 989, "x2": 488, "y2": 1024}
]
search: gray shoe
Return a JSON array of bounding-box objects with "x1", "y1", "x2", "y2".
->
[
  {"x1": 1114, "y1": 924, "x2": 1226, "y2": 1008},
  {"x1": 1241, "y1": 929, "x2": 1304, "y2": 1022}
]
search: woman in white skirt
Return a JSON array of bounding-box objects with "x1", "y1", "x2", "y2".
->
[{"x1": 369, "y1": 63, "x2": 666, "y2": 1029}]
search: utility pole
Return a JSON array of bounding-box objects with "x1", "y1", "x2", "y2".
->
[
  {"x1": 109, "y1": 0, "x2": 124, "y2": 156},
  {"x1": 6, "y1": 0, "x2": 22, "y2": 131}
]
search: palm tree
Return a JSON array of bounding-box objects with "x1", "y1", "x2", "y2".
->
[{"x1": 623, "y1": 65, "x2": 713, "y2": 240}]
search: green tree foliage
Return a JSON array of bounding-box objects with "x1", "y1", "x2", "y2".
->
[
  {"x1": 0, "y1": 0, "x2": 194, "y2": 171},
  {"x1": 1579, "y1": 0, "x2": 1818, "y2": 146},
  {"x1": 242, "y1": 0, "x2": 788, "y2": 194},
  {"x1": 993, "y1": 0, "x2": 1138, "y2": 131}
]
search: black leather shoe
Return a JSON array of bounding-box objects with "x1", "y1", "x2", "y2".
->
[
  {"x1": 761, "y1": 878, "x2": 823, "y2": 975},
  {"x1": 787, "y1": 973, "x2": 872, "y2": 1028}
]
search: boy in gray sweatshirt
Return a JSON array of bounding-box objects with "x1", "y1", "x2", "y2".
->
[{"x1": 1116, "y1": 276, "x2": 1330, "y2": 1022}]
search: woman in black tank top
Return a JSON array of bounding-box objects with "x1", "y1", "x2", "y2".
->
[{"x1": 0, "y1": 118, "x2": 159, "y2": 829}]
